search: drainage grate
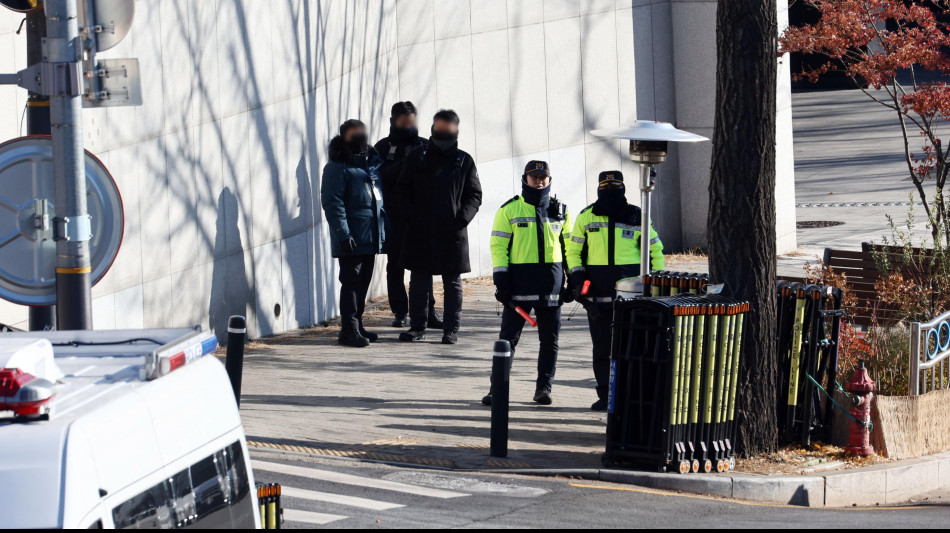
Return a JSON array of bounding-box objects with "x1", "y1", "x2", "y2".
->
[{"x1": 797, "y1": 220, "x2": 845, "y2": 229}]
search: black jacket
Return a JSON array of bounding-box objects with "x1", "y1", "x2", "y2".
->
[
  {"x1": 397, "y1": 140, "x2": 482, "y2": 274},
  {"x1": 374, "y1": 134, "x2": 426, "y2": 254},
  {"x1": 320, "y1": 136, "x2": 386, "y2": 257}
]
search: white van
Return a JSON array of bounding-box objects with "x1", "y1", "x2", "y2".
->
[{"x1": 0, "y1": 327, "x2": 260, "y2": 529}]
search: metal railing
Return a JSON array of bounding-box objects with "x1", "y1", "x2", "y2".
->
[{"x1": 909, "y1": 310, "x2": 950, "y2": 395}]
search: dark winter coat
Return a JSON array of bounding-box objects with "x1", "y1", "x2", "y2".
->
[
  {"x1": 373, "y1": 134, "x2": 426, "y2": 254},
  {"x1": 396, "y1": 140, "x2": 482, "y2": 274},
  {"x1": 320, "y1": 136, "x2": 386, "y2": 258}
]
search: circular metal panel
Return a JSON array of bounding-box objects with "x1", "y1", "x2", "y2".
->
[
  {"x1": 0, "y1": 1, "x2": 43, "y2": 13},
  {"x1": 77, "y1": 0, "x2": 135, "y2": 52},
  {"x1": 0, "y1": 136, "x2": 123, "y2": 305}
]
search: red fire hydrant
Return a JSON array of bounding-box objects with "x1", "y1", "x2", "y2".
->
[{"x1": 844, "y1": 359, "x2": 876, "y2": 456}]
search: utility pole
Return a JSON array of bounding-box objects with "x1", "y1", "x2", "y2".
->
[
  {"x1": 25, "y1": 6, "x2": 56, "y2": 331},
  {"x1": 45, "y1": 0, "x2": 92, "y2": 330}
]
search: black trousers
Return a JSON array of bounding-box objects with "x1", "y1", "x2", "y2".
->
[
  {"x1": 499, "y1": 303, "x2": 561, "y2": 391},
  {"x1": 386, "y1": 251, "x2": 435, "y2": 317},
  {"x1": 587, "y1": 302, "x2": 614, "y2": 399},
  {"x1": 409, "y1": 270, "x2": 461, "y2": 333},
  {"x1": 338, "y1": 254, "x2": 375, "y2": 334}
]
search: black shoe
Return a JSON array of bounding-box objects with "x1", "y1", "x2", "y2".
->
[
  {"x1": 398, "y1": 328, "x2": 427, "y2": 342},
  {"x1": 533, "y1": 388, "x2": 553, "y2": 405},
  {"x1": 359, "y1": 328, "x2": 379, "y2": 343},
  {"x1": 428, "y1": 312, "x2": 444, "y2": 330},
  {"x1": 441, "y1": 332, "x2": 458, "y2": 345},
  {"x1": 591, "y1": 397, "x2": 608, "y2": 411},
  {"x1": 338, "y1": 330, "x2": 370, "y2": 348},
  {"x1": 481, "y1": 393, "x2": 492, "y2": 406},
  {"x1": 392, "y1": 314, "x2": 408, "y2": 328}
]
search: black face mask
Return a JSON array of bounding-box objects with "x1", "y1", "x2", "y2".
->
[
  {"x1": 347, "y1": 133, "x2": 369, "y2": 155},
  {"x1": 430, "y1": 129, "x2": 458, "y2": 151},
  {"x1": 522, "y1": 180, "x2": 551, "y2": 208},
  {"x1": 389, "y1": 125, "x2": 418, "y2": 144},
  {"x1": 595, "y1": 187, "x2": 627, "y2": 217}
]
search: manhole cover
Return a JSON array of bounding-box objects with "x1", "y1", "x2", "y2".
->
[{"x1": 797, "y1": 220, "x2": 844, "y2": 229}]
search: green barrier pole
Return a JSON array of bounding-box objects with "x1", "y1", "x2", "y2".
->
[
  {"x1": 674, "y1": 309, "x2": 691, "y2": 470},
  {"x1": 680, "y1": 312, "x2": 695, "y2": 432},
  {"x1": 700, "y1": 309, "x2": 719, "y2": 470},
  {"x1": 670, "y1": 313, "x2": 684, "y2": 433},
  {"x1": 786, "y1": 295, "x2": 807, "y2": 440},
  {"x1": 718, "y1": 307, "x2": 732, "y2": 466},
  {"x1": 712, "y1": 310, "x2": 732, "y2": 465},
  {"x1": 689, "y1": 309, "x2": 706, "y2": 467},
  {"x1": 726, "y1": 308, "x2": 746, "y2": 463}
]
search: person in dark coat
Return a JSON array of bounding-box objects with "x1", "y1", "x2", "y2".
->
[
  {"x1": 321, "y1": 119, "x2": 386, "y2": 348},
  {"x1": 374, "y1": 101, "x2": 441, "y2": 329},
  {"x1": 396, "y1": 109, "x2": 483, "y2": 344}
]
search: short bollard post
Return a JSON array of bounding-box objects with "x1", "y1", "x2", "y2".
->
[
  {"x1": 490, "y1": 340, "x2": 512, "y2": 458},
  {"x1": 225, "y1": 315, "x2": 247, "y2": 407}
]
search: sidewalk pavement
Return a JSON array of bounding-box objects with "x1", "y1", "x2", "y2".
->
[
  {"x1": 237, "y1": 278, "x2": 608, "y2": 471},
  {"x1": 233, "y1": 263, "x2": 948, "y2": 507}
]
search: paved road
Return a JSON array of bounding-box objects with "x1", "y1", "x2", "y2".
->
[
  {"x1": 250, "y1": 451, "x2": 947, "y2": 529},
  {"x1": 792, "y1": 88, "x2": 930, "y2": 248}
]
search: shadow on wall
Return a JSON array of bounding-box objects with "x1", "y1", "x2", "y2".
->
[
  {"x1": 139, "y1": 0, "x2": 397, "y2": 338},
  {"x1": 210, "y1": 187, "x2": 249, "y2": 344}
]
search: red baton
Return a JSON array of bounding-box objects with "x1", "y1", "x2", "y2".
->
[
  {"x1": 510, "y1": 304, "x2": 538, "y2": 327},
  {"x1": 581, "y1": 280, "x2": 591, "y2": 296}
]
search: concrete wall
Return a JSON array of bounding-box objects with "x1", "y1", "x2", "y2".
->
[{"x1": 0, "y1": 1, "x2": 795, "y2": 338}]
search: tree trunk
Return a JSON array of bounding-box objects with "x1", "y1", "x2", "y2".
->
[{"x1": 708, "y1": 0, "x2": 779, "y2": 456}]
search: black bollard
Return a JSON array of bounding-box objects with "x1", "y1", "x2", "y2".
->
[
  {"x1": 225, "y1": 315, "x2": 247, "y2": 407},
  {"x1": 490, "y1": 340, "x2": 512, "y2": 458}
]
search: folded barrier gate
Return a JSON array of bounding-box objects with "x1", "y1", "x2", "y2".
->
[
  {"x1": 643, "y1": 271, "x2": 709, "y2": 297},
  {"x1": 604, "y1": 293, "x2": 749, "y2": 474},
  {"x1": 775, "y1": 280, "x2": 844, "y2": 445},
  {"x1": 643, "y1": 273, "x2": 845, "y2": 446}
]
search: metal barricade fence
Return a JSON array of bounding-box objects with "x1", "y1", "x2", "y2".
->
[
  {"x1": 775, "y1": 281, "x2": 845, "y2": 445},
  {"x1": 909, "y1": 310, "x2": 950, "y2": 395},
  {"x1": 604, "y1": 293, "x2": 749, "y2": 474}
]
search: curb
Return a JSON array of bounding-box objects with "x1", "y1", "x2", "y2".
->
[
  {"x1": 486, "y1": 452, "x2": 950, "y2": 508},
  {"x1": 248, "y1": 443, "x2": 950, "y2": 508}
]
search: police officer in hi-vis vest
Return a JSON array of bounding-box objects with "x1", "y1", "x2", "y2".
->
[
  {"x1": 483, "y1": 161, "x2": 573, "y2": 406},
  {"x1": 566, "y1": 170, "x2": 664, "y2": 410}
]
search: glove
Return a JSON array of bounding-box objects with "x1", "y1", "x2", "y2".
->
[
  {"x1": 494, "y1": 288, "x2": 512, "y2": 305},
  {"x1": 569, "y1": 271, "x2": 588, "y2": 289},
  {"x1": 561, "y1": 283, "x2": 575, "y2": 304},
  {"x1": 341, "y1": 237, "x2": 357, "y2": 254},
  {"x1": 572, "y1": 282, "x2": 586, "y2": 303}
]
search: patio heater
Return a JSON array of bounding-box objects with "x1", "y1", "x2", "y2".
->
[{"x1": 591, "y1": 121, "x2": 709, "y2": 276}]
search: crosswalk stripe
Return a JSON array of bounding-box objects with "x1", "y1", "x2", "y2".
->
[
  {"x1": 282, "y1": 485, "x2": 404, "y2": 511},
  {"x1": 282, "y1": 508, "x2": 347, "y2": 525},
  {"x1": 251, "y1": 460, "x2": 468, "y2": 499}
]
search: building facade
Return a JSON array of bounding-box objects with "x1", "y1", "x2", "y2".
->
[{"x1": 0, "y1": 1, "x2": 795, "y2": 339}]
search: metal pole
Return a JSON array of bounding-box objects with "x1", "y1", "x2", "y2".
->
[
  {"x1": 490, "y1": 340, "x2": 512, "y2": 458},
  {"x1": 639, "y1": 164, "x2": 655, "y2": 277},
  {"x1": 26, "y1": 7, "x2": 57, "y2": 332},
  {"x1": 45, "y1": 0, "x2": 93, "y2": 330},
  {"x1": 225, "y1": 315, "x2": 247, "y2": 407},
  {"x1": 909, "y1": 322, "x2": 920, "y2": 396}
]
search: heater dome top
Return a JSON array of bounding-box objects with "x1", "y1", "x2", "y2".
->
[{"x1": 590, "y1": 120, "x2": 709, "y2": 143}]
